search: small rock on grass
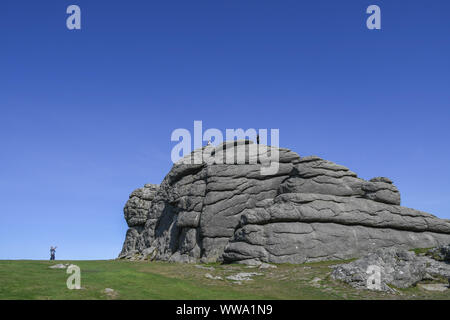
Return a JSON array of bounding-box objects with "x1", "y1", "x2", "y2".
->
[
  {"x1": 205, "y1": 273, "x2": 223, "y2": 280},
  {"x1": 103, "y1": 288, "x2": 119, "y2": 298},
  {"x1": 259, "y1": 263, "x2": 277, "y2": 269},
  {"x1": 418, "y1": 283, "x2": 448, "y2": 292},
  {"x1": 226, "y1": 272, "x2": 263, "y2": 282},
  {"x1": 310, "y1": 277, "x2": 322, "y2": 287},
  {"x1": 49, "y1": 264, "x2": 68, "y2": 269}
]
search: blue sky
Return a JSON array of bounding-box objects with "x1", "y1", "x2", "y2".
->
[{"x1": 1, "y1": 1, "x2": 449, "y2": 260}]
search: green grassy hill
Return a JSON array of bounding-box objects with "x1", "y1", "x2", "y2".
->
[{"x1": 0, "y1": 259, "x2": 448, "y2": 300}]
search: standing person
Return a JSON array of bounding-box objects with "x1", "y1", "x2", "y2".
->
[{"x1": 50, "y1": 246, "x2": 57, "y2": 260}]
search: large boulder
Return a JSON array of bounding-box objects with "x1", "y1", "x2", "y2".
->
[
  {"x1": 119, "y1": 184, "x2": 159, "y2": 258},
  {"x1": 119, "y1": 141, "x2": 450, "y2": 264},
  {"x1": 331, "y1": 248, "x2": 427, "y2": 291},
  {"x1": 331, "y1": 246, "x2": 450, "y2": 292}
]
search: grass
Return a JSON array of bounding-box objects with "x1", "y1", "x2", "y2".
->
[
  {"x1": 0, "y1": 259, "x2": 448, "y2": 300},
  {"x1": 409, "y1": 247, "x2": 434, "y2": 255}
]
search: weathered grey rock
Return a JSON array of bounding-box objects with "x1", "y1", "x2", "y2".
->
[
  {"x1": 426, "y1": 244, "x2": 450, "y2": 262},
  {"x1": 124, "y1": 184, "x2": 159, "y2": 227},
  {"x1": 259, "y1": 263, "x2": 277, "y2": 269},
  {"x1": 331, "y1": 248, "x2": 427, "y2": 291},
  {"x1": 370, "y1": 177, "x2": 393, "y2": 184},
  {"x1": 119, "y1": 141, "x2": 450, "y2": 264},
  {"x1": 226, "y1": 272, "x2": 263, "y2": 281},
  {"x1": 331, "y1": 246, "x2": 450, "y2": 291},
  {"x1": 119, "y1": 184, "x2": 159, "y2": 258},
  {"x1": 417, "y1": 283, "x2": 448, "y2": 292},
  {"x1": 205, "y1": 273, "x2": 222, "y2": 280},
  {"x1": 310, "y1": 277, "x2": 322, "y2": 287},
  {"x1": 421, "y1": 258, "x2": 450, "y2": 279},
  {"x1": 103, "y1": 288, "x2": 118, "y2": 298}
]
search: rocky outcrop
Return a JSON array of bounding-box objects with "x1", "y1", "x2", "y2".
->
[
  {"x1": 119, "y1": 141, "x2": 450, "y2": 264},
  {"x1": 426, "y1": 244, "x2": 450, "y2": 262},
  {"x1": 331, "y1": 246, "x2": 450, "y2": 292},
  {"x1": 119, "y1": 184, "x2": 159, "y2": 257}
]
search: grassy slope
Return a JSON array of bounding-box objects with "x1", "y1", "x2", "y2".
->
[{"x1": 0, "y1": 259, "x2": 448, "y2": 300}]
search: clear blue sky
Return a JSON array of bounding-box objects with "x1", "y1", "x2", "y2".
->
[{"x1": 1, "y1": 1, "x2": 449, "y2": 260}]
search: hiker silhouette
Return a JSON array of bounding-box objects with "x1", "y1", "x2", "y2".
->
[{"x1": 50, "y1": 246, "x2": 57, "y2": 260}]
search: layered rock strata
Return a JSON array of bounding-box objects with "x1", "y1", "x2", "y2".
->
[{"x1": 119, "y1": 141, "x2": 450, "y2": 264}]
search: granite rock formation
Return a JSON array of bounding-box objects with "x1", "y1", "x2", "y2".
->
[
  {"x1": 331, "y1": 246, "x2": 450, "y2": 291},
  {"x1": 119, "y1": 141, "x2": 450, "y2": 264}
]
